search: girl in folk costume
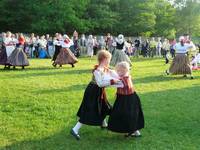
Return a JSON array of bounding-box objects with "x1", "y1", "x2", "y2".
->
[
  {"x1": 87, "y1": 35, "x2": 94, "y2": 57},
  {"x1": 7, "y1": 33, "x2": 29, "y2": 69},
  {"x1": 0, "y1": 33, "x2": 8, "y2": 68},
  {"x1": 110, "y1": 34, "x2": 132, "y2": 67},
  {"x1": 71, "y1": 50, "x2": 123, "y2": 140},
  {"x1": 54, "y1": 35, "x2": 78, "y2": 68},
  {"x1": 52, "y1": 33, "x2": 62, "y2": 66},
  {"x1": 108, "y1": 61, "x2": 145, "y2": 137},
  {"x1": 166, "y1": 36, "x2": 194, "y2": 79}
]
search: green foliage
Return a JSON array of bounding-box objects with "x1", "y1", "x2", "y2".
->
[{"x1": 0, "y1": 0, "x2": 199, "y2": 37}]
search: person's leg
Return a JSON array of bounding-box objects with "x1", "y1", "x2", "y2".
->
[{"x1": 71, "y1": 122, "x2": 83, "y2": 140}]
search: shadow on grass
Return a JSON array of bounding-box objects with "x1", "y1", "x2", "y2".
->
[
  {"x1": 33, "y1": 84, "x2": 88, "y2": 94},
  {"x1": 0, "y1": 68, "x2": 91, "y2": 79},
  {"x1": 2, "y1": 86, "x2": 200, "y2": 150}
]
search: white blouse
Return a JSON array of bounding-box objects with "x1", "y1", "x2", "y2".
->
[
  {"x1": 174, "y1": 43, "x2": 193, "y2": 54},
  {"x1": 93, "y1": 68, "x2": 124, "y2": 88}
]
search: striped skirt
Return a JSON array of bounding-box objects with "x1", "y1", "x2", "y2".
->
[{"x1": 169, "y1": 54, "x2": 191, "y2": 75}]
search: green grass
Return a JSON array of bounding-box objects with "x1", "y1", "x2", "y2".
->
[{"x1": 0, "y1": 57, "x2": 200, "y2": 150}]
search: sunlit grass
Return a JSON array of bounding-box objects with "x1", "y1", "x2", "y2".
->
[{"x1": 0, "y1": 57, "x2": 200, "y2": 150}]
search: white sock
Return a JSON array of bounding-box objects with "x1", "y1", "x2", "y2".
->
[
  {"x1": 73, "y1": 122, "x2": 82, "y2": 134},
  {"x1": 102, "y1": 119, "x2": 108, "y2": 127}
]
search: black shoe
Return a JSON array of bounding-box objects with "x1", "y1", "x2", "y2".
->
[
  {"x1": 70, "y1": 129, "x2": 80, "y2": 140},
  {"x1": 100, "y1": 125, "x2": 107, "y2": 130},
  {"x1": 183, "y1": 75, "x2": 187, "y2": 78},
  {"x1": 52, "y1": 63, "x2": 56, "y2": 68}
]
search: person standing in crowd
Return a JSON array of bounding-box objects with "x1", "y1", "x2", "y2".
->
[
  {"x1": 7, "y1": 33, "x2": 29, "y2": 69},
  {"x1": 170, "y1": 39, "x2": 176, "y2": 58},
  {"x1": 33, "y1": 35, "x2": 40, "y2": 58},
  {"x1": 110, "y1": 34, "x2": 132, "y2": 67},
  {"x1": 45, "y1": 34, "x2": 51, "y2": 58},
  {"x1": 98, "y1": 36, "x2": 106, "y2": 50},
  {"x1": 93, "y1": 36, "x2": 99, "y2": 55},
  {"x1": 79, "y1": 34, "x2": 87, "y2": 56},
  {"x1": 29, "y1": 33, "x2": 36, "y2": 58},
  {"x1": 149, "y1": 37, "x2": 157, "y2": 57},
  {"x1": 166, "y1": 36, "x2": 194, "y2": 79},
  {"x1": 52, "y1": 33, "x2": 62, "y2": 66},
  {"x1": 54, "y1": 34, "x2": 78, "y2": 68},
  {"x1": 73, "y1": 30, "x2": 80, "y2": 57},
  {"x1": 162, "y1": 39, "x2": 171, "y2": 64},
  {"x1": 156, "y1": 38, "x2": 162, "y2": 57},
  {"x1": 141, "y1": 39, "x2": 149, "y2": 57},
  {"x1": 134, "y1": 37, "x2": 141, "y2": 57},
  {"x1": 47, "y1": 36, "x2": 54, "y2": 58},
  {"x1": 38, "y1": 35, "x2": 47, "y2": 58},
  {"x1": 0, "y1": 33, "x2": 8, "y2": 68},
  {"x1": 87, "y1": 35, "x2": 94, "y2": 58},
  {"x1": 126, "y1": 37, "x2": 133, "y2": 56},
  {"x1": 105, "y1": 33, "x2": 113, "y2": 52}
]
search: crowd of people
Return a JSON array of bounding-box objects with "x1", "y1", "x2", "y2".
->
[{"x1": 0, "y1": 31, "x2": 200, "y2": 71}]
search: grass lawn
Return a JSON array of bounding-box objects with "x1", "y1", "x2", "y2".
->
[{"x1": 0, "y1": 57, "x2": 200, "y2": 150}]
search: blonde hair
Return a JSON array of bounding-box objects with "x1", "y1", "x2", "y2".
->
[
  {"x1": 116, "y1": 61, "x2": 130, "y2": 73},
  {"x1": 97, "y1": 50, "x2": 111, "y2": 63}
]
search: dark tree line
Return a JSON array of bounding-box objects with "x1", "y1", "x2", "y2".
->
[{"x1": 0, "y1": 0, "x2": 199, "y2": 37}]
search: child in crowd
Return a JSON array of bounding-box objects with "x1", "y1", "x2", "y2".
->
[
  {"x1": 108, "y1": 61, "x2": 145, "y2": 137},
  {"x1": 71, "y1": 50, "x2": 123, "y2": 140}
]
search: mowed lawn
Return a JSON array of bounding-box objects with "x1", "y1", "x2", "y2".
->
[{"x1": 0, "y1": 57, "x2": 200, "y2": 150}]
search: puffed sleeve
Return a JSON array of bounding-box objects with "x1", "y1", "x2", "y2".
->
[{"x1": 93, "y1": 70, "x2": 112, "y2": 87}]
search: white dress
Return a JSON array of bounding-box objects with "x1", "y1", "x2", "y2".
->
[
  {"x1": 87, "y1": 39, "x2": 94, "y2": 56},
  {"x1": 4, "y1": 38, "x2": 18, "y2": 57}
]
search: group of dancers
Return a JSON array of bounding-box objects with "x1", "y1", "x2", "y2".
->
[
  {"x1": 71, "y1": 50, "x2": 144, "y2": 140},
  {"x1": 0, "y1": 31, "x2": 78, "y2": 69},
  {"x1": 0, "y1": 32, "x2": 29, "y2": 69}
]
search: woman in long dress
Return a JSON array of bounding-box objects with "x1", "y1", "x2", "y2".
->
[
  {"x1": 110, "y1": 34, "x2": 132, "y2": 67},
  {"x1": 54, "y1": 35, "x2": 78, "y2": 68},
  {"x1": 7, "y1": 33, "x2": 29, "y2": 69},
  {"x1": 166, "y1": 36, "x2": 194, "y2": 79}
]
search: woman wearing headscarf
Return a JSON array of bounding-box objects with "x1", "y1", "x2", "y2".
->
[
  {"x1": 54, "y1": 34, "x2": 78, "y2": 68},
  {"x1": 166, "y1": 36, "x2": 194, "y2": 79},
  {"x1": 110, "y1": 34, "x2": 132, "y2": 67}
]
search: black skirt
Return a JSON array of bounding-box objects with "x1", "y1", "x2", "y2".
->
[
  {"x1": 108, "y1": 92, "x2": 144, "y2": 133},
  {"x1": 77, "y1": 82, "x2": 112, "y2": 126},
  {"x1": 52, "y1": 45, "x2": 61, "y2": 61},
  {"x1": 0, "y1": 47, "x2": 7, "y2": 65}
]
